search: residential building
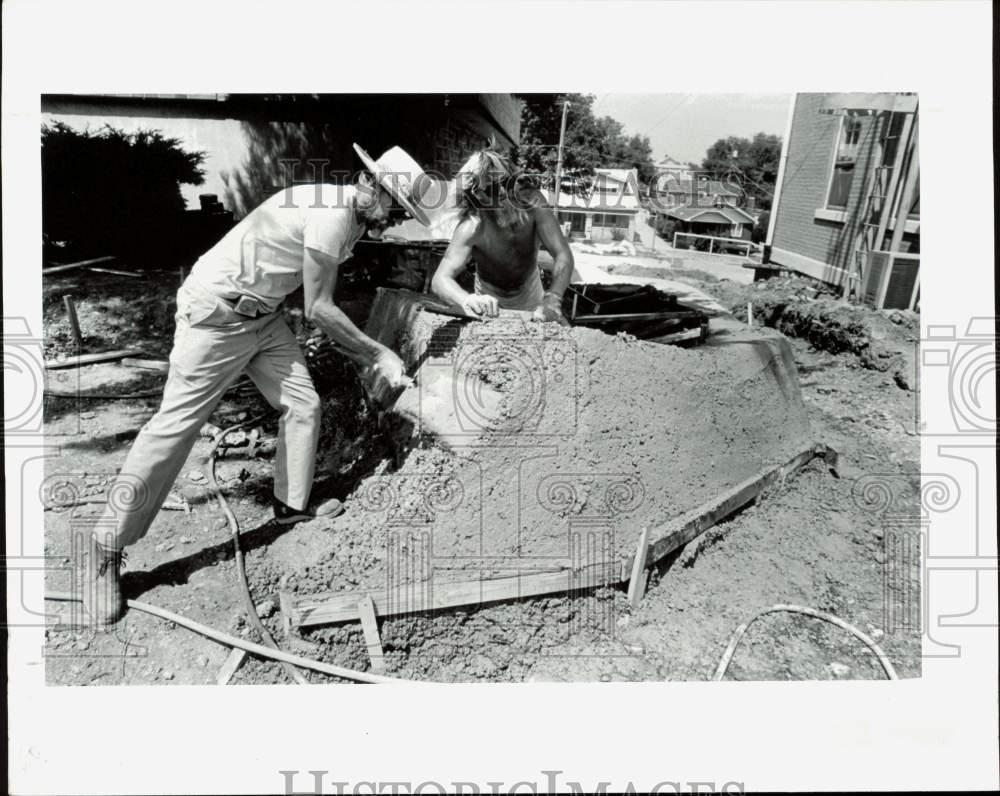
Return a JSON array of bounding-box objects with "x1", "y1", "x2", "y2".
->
[
  {"x1": 551, "y1": 167, "x2": 645, "y2": 242},
  {"x1": 655, "y1": 154, "x2": 696, "y2": 182},
  {"x1": 766, "y1": 92, "x2": 919, "y2": 309},
  {"x1": 663, "y1": 204, "x2": 757, "y2": 251}
]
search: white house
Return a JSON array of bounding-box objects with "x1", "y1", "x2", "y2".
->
[
  {"x1": 655, "y1": 154, "x2": 696, "y2": 182},
  {"x1": 549, "y1": 167, "x2": 644, "y2": 242}
]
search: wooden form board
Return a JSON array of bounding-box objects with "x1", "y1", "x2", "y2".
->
[
  {"x1": 42, "y1": 256, "x2": 118, "y2": 275},
  {"x1": 291, "y1": 444, "x2": 826, "y2": 628},
  {"x1": 45, "y1": 349, "x2": 145, "y2": 370}
]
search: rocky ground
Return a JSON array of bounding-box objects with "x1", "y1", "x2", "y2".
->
[{"x1": 42, "y1": 264, "x2": 921, "y2": 685}]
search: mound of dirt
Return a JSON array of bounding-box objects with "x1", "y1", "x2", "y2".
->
[{"x1": 275, "y1": 294, "x2": 814, "y2": 609}]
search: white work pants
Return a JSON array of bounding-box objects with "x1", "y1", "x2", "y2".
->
[{"x1": 97, "y1": 280, "x2": 321, "y2": 549}]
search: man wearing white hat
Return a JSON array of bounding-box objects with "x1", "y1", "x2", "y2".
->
[
  {"x1": 431, "y1": 146, "x2": 574, "y2": 324},
  {"x1": 84, "y1": 144, "x2": 431, "y2": 626}
]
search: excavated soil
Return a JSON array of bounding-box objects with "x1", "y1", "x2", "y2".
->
[{"x1": 42, "y1": 270, "x2": 918, "y2": 685}]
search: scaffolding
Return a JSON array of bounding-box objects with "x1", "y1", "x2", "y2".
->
[{"x1": 818, "y1": 93, "x2": 920, "y2": 309}]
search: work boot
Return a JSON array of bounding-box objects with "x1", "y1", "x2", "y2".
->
[
  {"x1": 273, "y1": 497, "x2": 344, "y2": 525},
  {"x1": 82, "y1": 536, "x2": 126, "y2": 627}
]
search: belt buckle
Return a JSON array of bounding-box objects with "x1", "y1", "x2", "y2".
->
[{"x1": 233, "y1": 296, "x2": 260, "y2": 317}]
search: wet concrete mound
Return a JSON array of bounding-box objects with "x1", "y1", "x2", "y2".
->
[{"x1": 284, "y1": 289, "x2": 815, "y2": 620}]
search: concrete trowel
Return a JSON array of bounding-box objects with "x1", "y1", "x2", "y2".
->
[{"x1": 363, "y1": 295, "x2": 532, "y2": 443}]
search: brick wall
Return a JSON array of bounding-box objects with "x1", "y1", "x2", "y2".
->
[{"x1": 430, "y1": 114, "x2": 495, "y2": 178}]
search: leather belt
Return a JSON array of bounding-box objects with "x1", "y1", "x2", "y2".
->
[{"x1": 225, "y1": 295, "x2": 270, "y2": 318}]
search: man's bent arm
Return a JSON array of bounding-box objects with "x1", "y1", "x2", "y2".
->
[
  {"x1": 303, "y1": 246, "x2": 389, "y2": 365},
  {"x1": 534, "y1": 205, "x2": 574, "y2": 299},
  {"x1": 431, "y1": 218, "x2": 478, "y2": 310}
]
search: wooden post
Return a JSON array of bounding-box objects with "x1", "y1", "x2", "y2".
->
[
  {"x1": 887, "y1": 129, "x2": 920, "y2": 256},
  {"x1": 63, "y1": 296, "x2": 83, "y2": 349},
  {"x1": 627, "y1": 526, "x2": 652, "y2": 611},
  {"x1": 357, "y1": 595, "x2": 386, "y2": 674},
  {"x1": 873, "y1": 111, "x2": 915, "y2": 253},
  {"x1": 552, "y1": 100, "x2": 570, "y2": 210}
]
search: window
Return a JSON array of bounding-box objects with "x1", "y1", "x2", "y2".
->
[
  {"x1": 592, "y1": 213, "x2": 629, "y2": 229},
  {"x1": 827, "y1": 116, "x2": 863, "y2": 208}
]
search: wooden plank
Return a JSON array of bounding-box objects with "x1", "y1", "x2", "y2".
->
[
  {"x1": 43, "y1": 256, "x2": 117, "y2": 275},
  {"x1": 627, "y1": 526, "x2": 652, "y2": 610},
  {"x1": 573, "y1": 310, "x2": 702, "y2": 323},
  {"x1": 121, "y1": 357, "x2": 170, "y2": 372},
  {"x1": 45, "y1": 349, "x2": 145, "y2": 370},
  {"x1": 357, "y1": 595, "x2": 386, "y2": 674},
  {"x1": 215, "y1": 648, "x2": 248, "y2": 685},
  {"x1": 648, "y1": 327, "x2": 704, "y2": 345},
  {"x1": 620, "y1": 444, "x2": 821, "y2": 579},
  {"x1": 389, "y1": 288, "x2": 534, "y2": 321},
  {"x1": 87, "y1": 266, "x2": 141, "y2": 278},
  {"x1": 293, "y1": 445, "x2": 824, "y2": 629},
  {"x1": 293, "y1": 561, "x2": 617, "y2": 628}
]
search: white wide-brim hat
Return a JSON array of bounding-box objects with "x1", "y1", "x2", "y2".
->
[{"x1": 353, "y1": 143, "x2": 431, "y2": 226}]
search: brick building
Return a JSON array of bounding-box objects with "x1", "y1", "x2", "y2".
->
[{"x1": 766, "y1": 93, "x2": 919, "y2": 309}]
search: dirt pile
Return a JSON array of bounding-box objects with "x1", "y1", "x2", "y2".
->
[
  {"x1": 273, "y1": 294, "x2": 814, "y2": 609},
  {"x1": 658, "y1": 273, "x2": 919, "y2": 391}
]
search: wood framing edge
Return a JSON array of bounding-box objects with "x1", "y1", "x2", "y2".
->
[
  {"x1": 619, "y1": 443, "x2": 826, "y2": 580},
  {"x1": 45, "y1": 349, "x2": 147, "y2": 370},
  {"x1": 291, "y1": 443, "x2": 830, "y2": 629}
]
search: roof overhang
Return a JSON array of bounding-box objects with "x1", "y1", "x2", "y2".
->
[{"x1": 818, "y1": 93, "x2": 918, "y2": 116}]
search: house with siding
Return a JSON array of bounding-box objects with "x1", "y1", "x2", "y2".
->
[
  {"x1": 766, "y1": 92, "x2": 919, "y2": 309},
  {"x1": 551, "y1": 167, "x2": 643, "y2": 242}
]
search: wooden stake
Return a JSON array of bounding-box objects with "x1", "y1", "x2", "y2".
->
[
  {"x1": 215, "y1": 648, "x2": 247, "y2": 685},
  {"x1": 278, "y1": 591, "x2": 293, "y2": 639},
  {"x1": 63, "y1": 295, "x2": 83, "y2": 349},
  {"x1": 357, "y1": 595, "x2": 386, "y2": 674},
  {"x1": 627, "y1": 526, "x2": 652, "y2": 610}
]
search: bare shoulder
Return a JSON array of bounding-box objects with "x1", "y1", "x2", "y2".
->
[
  {"x1": 517, "y1": 185, "x2": 549, "y2": 211},
  {"x1": 452, "y1": 214, "x2": 482, "y2": 242}
]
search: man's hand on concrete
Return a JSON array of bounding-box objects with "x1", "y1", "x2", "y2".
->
[
  {"x1": 462, "y1": 294, "x2": 500, "y2": 319},
  {"x1": 531, "y1": 292, "x2": 570, "y2": 326},
  {"x1": 366, "y1": 348, "x2": 412, "y2": 404}
]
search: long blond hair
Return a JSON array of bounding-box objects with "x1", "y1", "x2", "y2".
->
[{"x1": 458, "y1": 145, "x2": 531, "y2": 229}]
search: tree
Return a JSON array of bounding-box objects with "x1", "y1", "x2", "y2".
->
[
  {"x1": 701, "y1": 132, "x2": 781, "y2": 210},
  {"x1": 514, "y1": 94, "x2": 656, "y2": 190}
]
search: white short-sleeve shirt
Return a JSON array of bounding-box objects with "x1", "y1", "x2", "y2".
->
[{"x1": 190, "y1": 184, "x2": 364, "y2": 312}]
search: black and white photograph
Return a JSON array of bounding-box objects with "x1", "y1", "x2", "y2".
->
[{"x1": 4, "y1": 1, "x2": 997, "y2": 794}]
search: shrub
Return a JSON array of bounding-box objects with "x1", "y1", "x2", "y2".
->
[{"x1": 41, "y1": 122, "x2": 206, "y2": 264}]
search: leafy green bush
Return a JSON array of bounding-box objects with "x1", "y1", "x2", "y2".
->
[{"x1": 41, "y1": 122, "x2": 206, "y2": 263}]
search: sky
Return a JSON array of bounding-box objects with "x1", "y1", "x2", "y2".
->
[{"x1": 592, "y1": 93, "x2": 792, "y2": 166}]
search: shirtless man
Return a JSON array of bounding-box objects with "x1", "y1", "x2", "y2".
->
[{"x1": 431, "y1": 147, "x2": 574, "y2": 324}]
